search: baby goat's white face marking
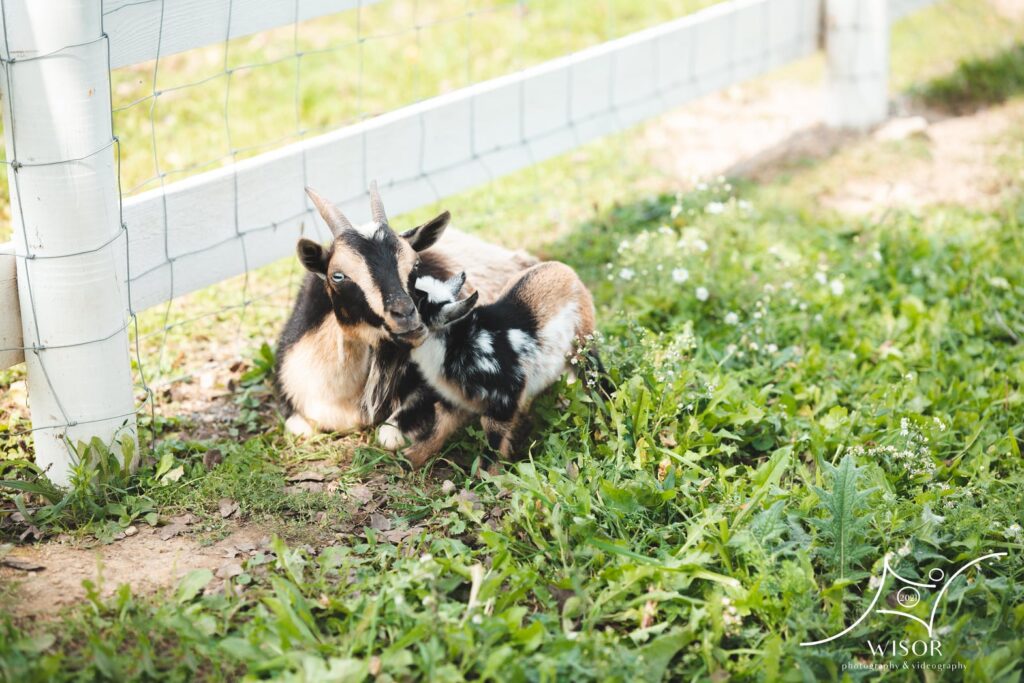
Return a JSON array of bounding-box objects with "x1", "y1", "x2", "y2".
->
[{"x1": 415, "y1": 275, "x2": 457, "y2": 304}]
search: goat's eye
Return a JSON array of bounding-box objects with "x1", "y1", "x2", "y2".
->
[{"x1": 331, "y1": 272, "x2": 346, "y2": 283}]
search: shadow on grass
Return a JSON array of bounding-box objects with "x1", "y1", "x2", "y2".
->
[{"x1": 915, "y1": 42, "x2": 1024, "y2": 113}]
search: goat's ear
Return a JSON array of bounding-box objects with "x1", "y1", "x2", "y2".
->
[
  {"x1": 402, "y1": 210, "x2": 450, "y2": 252},
  {"x1": 297, "y1": 238, "x2": 328, "y2": 279},
  {"x1": 438, "y1": 290, "x2": 478, "y2": 326}
]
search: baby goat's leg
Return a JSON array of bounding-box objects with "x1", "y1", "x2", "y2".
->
[
  {"x1": 403, "y1": 404, "x2": 471, "y2": 468},
  {"x1": 481, "y1": 410, "x2": 533, "y2": 459}
]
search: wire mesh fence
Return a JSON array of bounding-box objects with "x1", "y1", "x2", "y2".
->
[{"x1": 0, "y1": 0, "x2": 946, "y2": 482}]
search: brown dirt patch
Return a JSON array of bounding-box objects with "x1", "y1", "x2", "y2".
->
[
  {"x1": 821, "y1": 100, "x2": 1024, "y2": 216},
  {"x1": 0, "y1": 523, "x2": 272, "y2": 618},
  {"x1": 641, "y1": 81, "x2": 829, "y2": 186}
]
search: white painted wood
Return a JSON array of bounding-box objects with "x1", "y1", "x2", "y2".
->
[
  {"x1": 1, "y1": 1, "x2": 136, "y2": 485},
  {"x1": 0, "y1": 243, "x2": 23, "y2": 370},
  {"x1": 96, "y1": 0, "x2": 381, "y2": 70},
  {"x1": 826, "y1": 0, "x2": 889, "y2": 130},
  {"x1": 120, "y1": 0, "x2": 822, "y2": 310}
]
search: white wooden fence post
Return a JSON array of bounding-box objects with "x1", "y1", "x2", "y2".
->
[
  {"x1": 825, "y1": 0, "x2": 889, "y2": 130},
  {"x1": 1, "y1": 0, "x2": 137, "y2": 485}
]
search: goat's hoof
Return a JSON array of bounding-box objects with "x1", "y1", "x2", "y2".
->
[
  {"x1": 376, "y1": 424, "x2": 407, "y2": 451},
  {"x1": 285, "y1": 414, "x2": 315, "y2": 437}
]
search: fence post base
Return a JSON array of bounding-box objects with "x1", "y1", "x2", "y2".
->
[
  {"x1": 825, "y1": 0, "x2": 890, "y2": 130},
  {"x1": 0, "y1": 1, "x2": 137, "y2": 486}
]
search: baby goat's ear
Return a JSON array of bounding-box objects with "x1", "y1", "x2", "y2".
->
[
  {"x1": 444, "y1": 271, "x2": 467, "y2": 298},
  {"x1": 297, "y1": 238, "x2": 328, "y2": 279},
  {"x1": 402, "y1": 211, "x2": 451, "y2": 251},
  {"x1": 438, "y1": 290, "x2": 478, "y2": 326}
]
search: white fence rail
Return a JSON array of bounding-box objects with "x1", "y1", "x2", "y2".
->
[{"x1": 0, "y1": 0, "x2": 938, "y2": 483}]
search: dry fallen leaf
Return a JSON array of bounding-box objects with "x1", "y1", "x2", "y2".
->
[
  {"x1": 369, "y1": 513, "x2": 392, "y2": 532},
  {"x1": 348, "y1": 484, "x2": 373, "y2": 504},
  {"x1": 203, "y1": 449, "x2": 223, "y2": 470},
  {"x1": 288, "y1": 470, "x2": 325, "y2": 483},
  {"x1": 216, "y1": 562, "x2": 244, "y2": 579},
  {"x1": 160, "y1": 523, "x2": 189, "y2": 541},
  {"x1": 218, "y1": 498, "x2": 240, "y2": 519},
  {"x1": 1, "y1": 557, "x2": 45, "y2": 572}
]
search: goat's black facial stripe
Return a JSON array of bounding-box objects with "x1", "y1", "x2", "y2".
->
[
  {"x1": 328, "y1": 279, "x2": 386, "y2": 329},
  {"x1": 341, "y1": 230, "x2": 410, "y2": 315}
]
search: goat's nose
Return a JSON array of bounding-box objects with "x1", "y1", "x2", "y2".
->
[{"x1": 388, "y1": 298, "x2": 415, "y2": 319}]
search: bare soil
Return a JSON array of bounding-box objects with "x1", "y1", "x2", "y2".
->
[{"x1": 0, "y1": 523, "x2": 273, "y2": 618}]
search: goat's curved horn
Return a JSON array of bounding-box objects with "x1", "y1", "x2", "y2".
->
[
  {"x1": 305, "y1": 186, "x2": 354, "y2": 238},
  {"x1": 368, "y1": 180, "x2": 388, "y2": 226}
]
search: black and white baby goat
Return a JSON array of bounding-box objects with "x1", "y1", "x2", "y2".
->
[{"x1": 383, "y1": 261, "x2": 596, "y2": 462}]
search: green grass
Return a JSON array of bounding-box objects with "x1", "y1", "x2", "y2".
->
[
  {"x1": 2, "y1": 2, "x2": 1024, "y2": 681},
  {"x1": 916, "y1": 43, "x2": 1024, "y2": 113},
  {"x1": 3, "y1": 178, "x2": 1024, "y2": 680}
]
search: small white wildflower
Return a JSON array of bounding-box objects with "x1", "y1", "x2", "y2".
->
[
  {"x1": 619, "y1": 267, "x2": 635, "y2": 281},
  {"x1": 814, "y1": 272, "x2": 828, "y2": 285},
  {"x1": 873, "y1": 250, "x2": 883, "y2": 263},
  {"x1": 738, "y1": 199, "x2": 752, "y2": 211},
  {"x1": 753, "y1": 311, "x2": 763, "y2": 320},
  {"x1": 988, "y1": 276, "x2": 1010, "y2": 290},
  {"x1": 672, "y1": 267, "x2": 689, "y2": 284},
  {"x1": 670, "y1": 204, "x2": 682, "y2": 219},
  {"x1": 725, "y1": 344, "x2": 738, "y2": 354},
  {"x1": 472, "y1": 614, "x2": 483, "y2": 624},
  {"x1": 693, "y1": 238, "x2": 709, "y2": 253},
  {"x1": 763, "y1": 283, "x2": 776, "y2": 294},
  {"x1": 696, "y1": 182, "x2": 708, "y2": 191},
  {"x1": 829, "y1": 279, "x2": 845, "y2": 296},
  {"x1": 705, "y1": 201, "x2": 725, "y2": 215},
  {"x1": 799, "y1": 302, "x2": 808, "y2": 311},
  {"x1": 897, "y1": 542, "x2": 911, "y2": 557},
  {"x1": 749, "y1": 342, "x2": 759, "y2": 351},
  {"x1": 695, "y1": 286, "x2": 709, "y2": 302},
  {"x1": 934, "y1": 417, "x2": 947, "y2": 432},
  {"x1": 420, "y1": 553, "x2": 434, "y2": 563},
  {"x1": 724, "y1": 311, "x2": 739, "y2": 325},
  {"x1": 1007, "y1": 523, "x2": 1022, "y2": 538},
  {"x1": 765, "y1": 343, "x2": 778, "y2": 354}
]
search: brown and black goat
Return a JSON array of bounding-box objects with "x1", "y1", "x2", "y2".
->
[{"x1": 274, "y1": 183, "x2": 536, "y2": 445}]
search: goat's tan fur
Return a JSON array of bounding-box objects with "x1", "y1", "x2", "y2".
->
[{"x1": 281, "y1": 229, "x2": 537, "y2": 436}]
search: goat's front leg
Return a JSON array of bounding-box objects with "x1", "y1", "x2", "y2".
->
[
  {"x1": 480, "y1": 409, "x2": 533, "y2": 460},
  {"x1": 402, "y1": 402, "x2": 471, "y2": 468}
]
